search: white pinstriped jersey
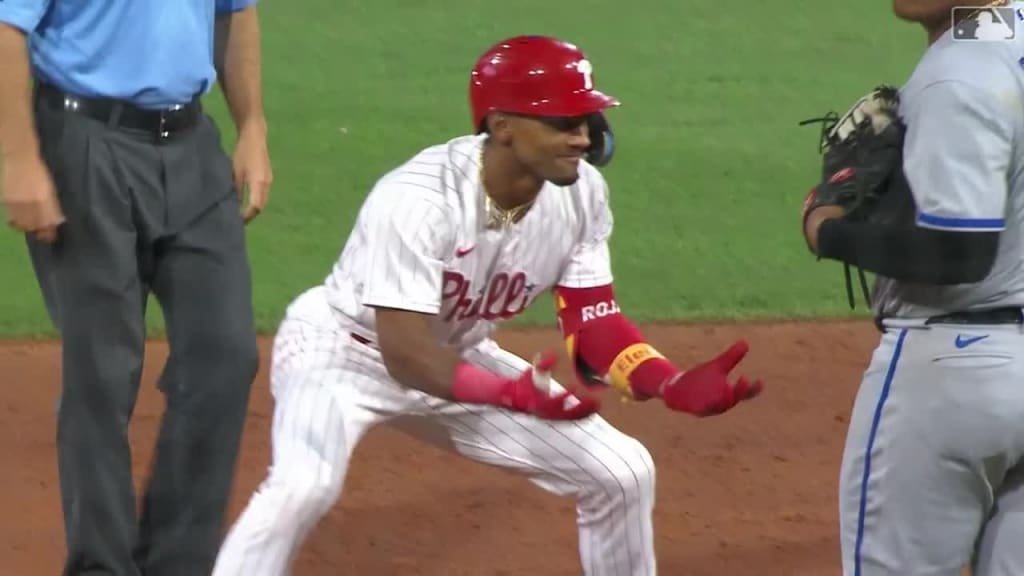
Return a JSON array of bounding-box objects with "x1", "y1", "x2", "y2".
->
[
  {"x1": 323, "y1": 134, "x2": 614, "y2": 349},
  {"x1": 873, "y1": 7, "x2": 1024, "y2": 318}
]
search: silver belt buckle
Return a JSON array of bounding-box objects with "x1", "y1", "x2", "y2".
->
[{"x1": 158, "y1": 104, "x2": 186, "y2": 139}]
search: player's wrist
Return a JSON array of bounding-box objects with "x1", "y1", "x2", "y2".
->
[
  {"x1": 604, "y1": 342, "x2": 677, "y2": 399},
  {"x1": 803, "y1": 205, "x2": 845, "y2": 254},
  {"x1": 628, "y1": 357, "x2": 679, "y2": 399},
  {"x1": 451, "y1": 362, "x2": 515, "y2": 408}
]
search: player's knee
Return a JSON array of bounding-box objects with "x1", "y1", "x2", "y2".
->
[
  {"x1": 625, "y1": 440, "x2": 656, "y2": 499},
  {"x1": 593, "y1": 438, "x2": 656, "y2": 506},
  {"x1": 263, "y1": 472, "x2": 343, "y2": 519},
  {"x1": 289, "y1": 481, "x2": 340, "y2": 518}
]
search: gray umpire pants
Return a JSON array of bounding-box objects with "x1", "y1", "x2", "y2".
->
[{"x1": 26, "y1": 85, "x2": 259, "y2": 576}]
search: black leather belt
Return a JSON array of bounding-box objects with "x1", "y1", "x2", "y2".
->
[
  {"x1": 34, "y1": 81, "x2": 202, "y2": 140},
  {"x1": 925, "y1": 307, "x2": 1024, "y2": 325},
  {"x1": 875, "y1": 307, "x2": 1024, "y2": 332}
]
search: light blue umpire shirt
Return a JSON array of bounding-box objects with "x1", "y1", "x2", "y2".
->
[{"x1": 0, "y1": 0, "x2": 258, "y2": 110}]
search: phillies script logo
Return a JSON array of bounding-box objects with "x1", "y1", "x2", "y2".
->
[
  {"x1": 442, "y1": 271, "x2": 535, "y2": 322},
  {"x1": 581, "y1": 300, "x2": 620, "y2": 322}
]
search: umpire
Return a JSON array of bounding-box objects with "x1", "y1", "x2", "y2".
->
[{"x1": 0, "y1": 1, "x2": 272, "y2": 575}]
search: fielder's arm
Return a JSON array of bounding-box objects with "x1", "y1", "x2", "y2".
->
[
  {"x1": 805, "y1": 213, "x2": 998, "y2": 284},
  {"x1": 804, "y1": 79, "x2": 1007, "y2": 285}
]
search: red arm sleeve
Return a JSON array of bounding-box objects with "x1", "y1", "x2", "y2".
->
[{"x1": 553, "y1": 284, "x2": 678, "y2": 399}]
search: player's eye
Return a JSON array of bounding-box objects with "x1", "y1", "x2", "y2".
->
[{"x1": 538, "y1": 115, "x2": 588, "y2": 132}]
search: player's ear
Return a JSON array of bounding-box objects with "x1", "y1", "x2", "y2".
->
[{"x1": 487, "y1": 112, "x2": 514, "y2": 144}]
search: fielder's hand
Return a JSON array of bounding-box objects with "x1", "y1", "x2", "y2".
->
[
  {"x1": 799, "y1": 85, "x2": 904, "y2": 241},
  {"x1": 500, "y1": 352, "x2": 602, "y2": 420},
  {"x1": 659, "y1": 340, "x2": 763, "y2": 416}
]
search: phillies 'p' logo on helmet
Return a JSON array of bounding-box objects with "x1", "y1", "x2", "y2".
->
[{"x1": 468, "y1": 35, "x2": 621, "y2": 166}]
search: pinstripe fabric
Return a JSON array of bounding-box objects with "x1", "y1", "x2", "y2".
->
[
  {"x1": 322, "y1": 134, "x2": 614, "y2": 351},
  {"x1": 212, "y1": 287, "x2": 656, "y2": 575}
]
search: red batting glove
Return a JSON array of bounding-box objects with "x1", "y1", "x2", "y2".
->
[
  {"x1": 659, "y1": 340, "x2": 764, "y2": 416},
  {"x1": 452, "y1": 351, "x2": 601, "y2": 420},
  {"x1": 500, "y1": 352, "x2": 602, "y2": 420}
]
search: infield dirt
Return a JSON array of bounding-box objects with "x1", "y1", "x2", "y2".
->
[{"x1": 1, "y1": 319, "x2": 881, "y2": 575}]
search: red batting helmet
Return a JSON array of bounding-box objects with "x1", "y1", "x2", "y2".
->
[{"x1": 469, "y1": 35, "x2": 621, "y2": 133}]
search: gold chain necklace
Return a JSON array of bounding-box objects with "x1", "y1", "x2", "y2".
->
[
  {"x1": 479, "y1": 147, "x2": 535, "y2": 229},
  {"x1": 484, "y1": 192, "x2": 533, "y2": 229}
]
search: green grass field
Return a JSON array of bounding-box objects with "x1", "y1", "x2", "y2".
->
[{"x1": 0, "y1": 1, "x2": 930, "y2": 337}]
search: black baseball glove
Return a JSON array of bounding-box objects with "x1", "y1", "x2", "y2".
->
[{"x1": 799, "y1": 85, "x2": 913, "y2": 308}]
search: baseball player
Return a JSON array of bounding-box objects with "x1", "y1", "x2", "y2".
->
[
  {"x1": 802, "y1": 1, "x2": 1024, "y2": 574},
  {"x1": 212, "y1": 35, "x2": 763, "y2": 575}
]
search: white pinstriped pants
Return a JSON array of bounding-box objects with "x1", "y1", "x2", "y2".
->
[{"x1": 211, "y1": 287, "x2": 657, "y2": 576}]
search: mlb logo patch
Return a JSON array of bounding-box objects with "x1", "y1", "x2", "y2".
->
[{"x1": 951, "y1": 6, "x2": 1017, "y2": 41}]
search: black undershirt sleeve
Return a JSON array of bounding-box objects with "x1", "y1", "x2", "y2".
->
[{"x1": 816, "y1": 218, "x2": 999, "y2": 285}]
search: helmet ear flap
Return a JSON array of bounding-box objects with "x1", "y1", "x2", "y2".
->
[{"x1": 584, "y1": 112, "x2": 615, "y2": 167}]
